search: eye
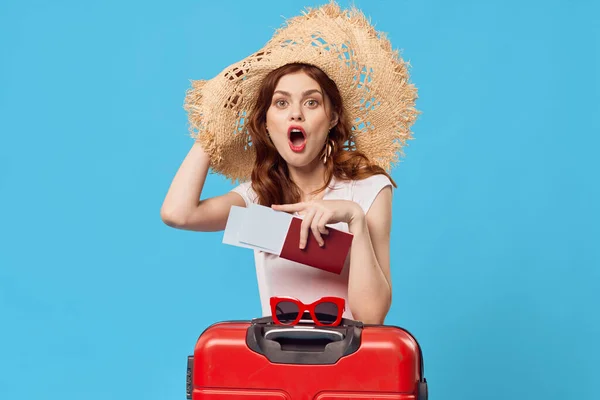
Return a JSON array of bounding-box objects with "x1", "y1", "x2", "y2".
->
[
  {"x1": 305, "y1": 99, "x2": 319, "y2": 107},
  {"x1": 274, "y1": 99, "x2": 288, "y2": 108}
]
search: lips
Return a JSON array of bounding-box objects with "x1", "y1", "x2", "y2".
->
[{"x1": 287, "y1": 125, "x2": 307, "y2": 152}]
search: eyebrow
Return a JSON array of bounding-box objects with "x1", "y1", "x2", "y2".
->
[{"x1": 273, "y1": 89, "x2": 323, "y2": 97}]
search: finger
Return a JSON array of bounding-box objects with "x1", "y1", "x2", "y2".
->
[
  {"x1": 272, "y1": 202, "x2": 305, "y2": 212},
  {"x1": 311, "y1": 210, "x2": 325, "y2": 247},
  {"x1": 300, "y1": 208, "x2": 317, "y2": 249},
  {"x1": 317, "y1": 211, "x2": 331, "y2": 235}
]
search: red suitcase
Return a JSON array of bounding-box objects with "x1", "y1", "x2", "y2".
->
[{"x1": 186, "y1": 316, "x2": 428, "y2": 400}]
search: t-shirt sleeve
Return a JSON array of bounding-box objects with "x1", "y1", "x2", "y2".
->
[
  {"x1": 352, "y1": 174, "x2": 394, "y2": 215},
  {"x1": 230, "y1": 181, "x2": 258, "y2": 206}
]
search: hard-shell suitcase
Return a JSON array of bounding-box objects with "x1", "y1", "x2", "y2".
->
[{"x1": 186, "y1": 316, "x2": 428, "y2": 400}]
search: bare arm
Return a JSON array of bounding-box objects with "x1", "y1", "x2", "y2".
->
[
  {"x1": 346, "y1": 186, "x2": 393, "y2": 324},
  {"x1": 160, "y1": 142, "x2": 245, "y2": 232}
]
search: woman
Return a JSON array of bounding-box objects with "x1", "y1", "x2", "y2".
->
[{"x1": 161, "y1": 2, "x2": 418, "y2": 324}]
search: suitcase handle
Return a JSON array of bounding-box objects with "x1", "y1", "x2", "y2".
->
[
  {"x1": 245, "y1": 317, "x2": 362, "y2": 365},
  {"x1": 263, "y1": 326, "x2": 345, "y2": 342}
]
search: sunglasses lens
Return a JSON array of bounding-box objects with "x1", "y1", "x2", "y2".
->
[
  {"x1": 314, "y1": 301, "x2": 340, "y2": 324},
  {"x1": 274, "y1": 301, "x2": 300, "y2": 324}
]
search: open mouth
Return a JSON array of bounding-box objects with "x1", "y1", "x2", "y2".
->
[{"x1": 288, "y1": 126, "x2": 307, "y2": 152}]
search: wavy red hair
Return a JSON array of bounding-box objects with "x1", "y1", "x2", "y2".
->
[{"x1": 247, "y1": 63, "x2": 396, "y2": 206}]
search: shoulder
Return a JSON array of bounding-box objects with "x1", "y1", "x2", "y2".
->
[
  {"x1": 230, "y1": 180, "x2": 258, "y2": 206},
  {"x1": 350, "y1": 174, "x2": 394, "y2": 215}
]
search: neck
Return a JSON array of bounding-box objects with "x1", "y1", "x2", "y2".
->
[{"x1": 287, "y1": 158, "x2": 328, "y2": 200}]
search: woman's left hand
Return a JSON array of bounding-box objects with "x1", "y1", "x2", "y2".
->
[{"x1": 272, "y1": 200, "x2": 364, "y2": 249}]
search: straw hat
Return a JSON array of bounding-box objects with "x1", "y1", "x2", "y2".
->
[{"x1": 183, "y1": 1, "x2": 419, "y2": 183}]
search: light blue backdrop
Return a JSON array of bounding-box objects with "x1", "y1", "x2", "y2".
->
[{"x1": 1, "y1": 0, "x2": 598, "y2": 399}]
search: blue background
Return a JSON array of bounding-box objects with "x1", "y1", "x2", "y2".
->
[{"x1": 1, "y1": 0, "x2": 598, "y2": 399}]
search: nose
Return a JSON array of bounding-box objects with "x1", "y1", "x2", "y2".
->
[{"x1": 288, "y1": 105, "x2": 304, "y2": 121}]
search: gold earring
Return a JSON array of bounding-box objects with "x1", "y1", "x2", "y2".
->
[{"x1": 322, "y1": 137, "x2": 335, "y2": 164}]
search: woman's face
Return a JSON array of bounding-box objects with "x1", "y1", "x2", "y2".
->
[{"x1": 265, "y1": 71, "x2": 338, "y2": 168}]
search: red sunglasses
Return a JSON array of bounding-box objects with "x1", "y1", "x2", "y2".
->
[{"x1": 270, "y1": 296, "x2": 345, "y2": 327}]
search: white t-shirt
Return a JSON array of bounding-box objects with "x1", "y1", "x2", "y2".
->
[{"x1": 231, "y1": 173, "x2": 393, "y2": 319}]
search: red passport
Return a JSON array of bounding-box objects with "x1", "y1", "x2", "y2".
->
[{"x1": 223, "y1": 204, "x2": 354, "y2": 274}]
